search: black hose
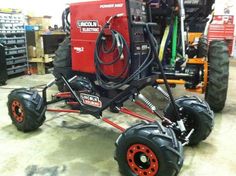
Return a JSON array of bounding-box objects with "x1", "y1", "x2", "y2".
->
[
  {"x1": 94, "y1": 24, "x2": 131, "y2": 84},
  {"x1": 62, "y1": 7, "x2": 70, "y2": 34},
  {"x1": 146, "y1": 24, "x2": 181, "y2": 121},
  {"x1": 94, "y1": 21, "x2": 154, "y2": 90}
]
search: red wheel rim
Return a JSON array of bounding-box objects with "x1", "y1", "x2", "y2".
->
[
  {"x1": 11, "y1": 100, "x2": 24, "y2": 123},
  {"x1": 127, "y1": 144, "x2": 159, "y2": 176}
]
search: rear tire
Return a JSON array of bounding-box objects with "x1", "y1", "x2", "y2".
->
[
  {"x1": 197, "y1": 36, "x2": 208, "y2": 58},
  {"x1": 164, "y1": 96, "x2": 214, "y2": 146},
  {"x1": 115, "y1": 121, "x2": 184, "y2": 176},
  {"x1": 7, "y1": 88, "x2": 46, "y2": 132},
  {"x1": 205, "y1": 40, "x2": 229, "y2": 112},
  {"x1": 53, "y1": 36, "x2": 74, "y2": 92}
]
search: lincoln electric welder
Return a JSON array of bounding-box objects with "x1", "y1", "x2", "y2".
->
[{"x1": 70, "y1": 0, "x2": 152, "y2": 82}]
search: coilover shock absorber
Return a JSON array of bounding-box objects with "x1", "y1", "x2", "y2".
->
[{"x1": 137, "y1": 93, "x2": 173, "y2": 125}]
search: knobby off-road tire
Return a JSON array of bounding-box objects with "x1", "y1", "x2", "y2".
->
[
  {"x1": 7, "y1": 88, "x2": 46, "y2": 132},
  {"x1": 197, "y1": 36, "x2": 208, "y2": 58},
  {"x1": 165, "y1": 96, "x2": 214, "y2": 146},
  {"x1": 53, "y1": 36, "x2": 74, "y2": 92},
  {"x1": 205, "y1": 40, "x2": 229, "y2": 112},
  {"x1": 115, "y1": 121, "x2": 184, "y2": 176}
]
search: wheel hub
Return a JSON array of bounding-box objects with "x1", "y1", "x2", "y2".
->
[
  {"x1": 127, "y1": 144, "x2": 159, "y2": 176},
  {"x1": 11, "y1": 100, "x2": 24, "y2": 123},
  {"x1": 182, "y1": 113, "x2": 195, "y2": 132},
  {"x1": 140, "y1": 154, "x2": 148, "y2": 163}
]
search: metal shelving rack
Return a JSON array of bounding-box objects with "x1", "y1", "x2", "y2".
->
[{"x1": 0, "y1": 12, "x2": 28, "y2": 76}]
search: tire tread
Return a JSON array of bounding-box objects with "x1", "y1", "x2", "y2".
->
[
  {"x1": 205, "y1": 40, "x2": 229, "y2": 112},
  {"x1": 115, "y1": 122, "x2": 184, "y2": 176},
  {"x1": 7, "y1": 89, "x2": 46, "y2": 132}
]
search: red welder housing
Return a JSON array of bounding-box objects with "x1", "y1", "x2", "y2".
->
[{"x1": 70, "y1": 0, "x2": 130, "y2": 76}]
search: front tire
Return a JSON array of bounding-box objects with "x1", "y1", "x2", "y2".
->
[
  {"x1": 115, "y1": 121, "x2": 184, "y2": 176},
  {"x1": 165, "y1": 96, "x2": 214, "y2": 146},
  {"x1": 7, "y1": 88, "x2": 46, "y2": 132},
  {"x1": 205, "y1": 40, "x2": 229, "y2": 112}
]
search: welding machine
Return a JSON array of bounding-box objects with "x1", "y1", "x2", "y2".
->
[{"x1": 70, "y1": 0, "x2": 153, "y2": 89}]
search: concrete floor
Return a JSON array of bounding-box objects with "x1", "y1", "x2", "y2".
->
[{"x1": 0, "y1": 60, "x2": 236, "y2": 176}]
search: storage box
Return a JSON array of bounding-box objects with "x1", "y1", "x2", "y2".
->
[{"x1": 25, "y1": 25, "x2": 40, "y2": 31}]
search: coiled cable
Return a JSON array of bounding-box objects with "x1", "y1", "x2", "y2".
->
[
  {"x1": 62, "y1": 7, "x2": 70, "y2": 34},
  {"x1": 94, "y1": 15, "x2": 157, "y2": 90}
]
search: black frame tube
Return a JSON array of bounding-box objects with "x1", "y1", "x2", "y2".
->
[{"x1": 146, "y1": 23, "x2": 181, "y2": 121}]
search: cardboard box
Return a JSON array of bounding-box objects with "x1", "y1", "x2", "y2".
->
[
  {"x1": 28, "y1": 16, "x2": 51, "y2": 31},
  {"x1": 28, "y1": 45, "x2": 36, "y2": 58}
]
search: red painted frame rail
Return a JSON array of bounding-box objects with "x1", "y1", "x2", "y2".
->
[{"x1": 47, "y1": 93, "x2": 157, "y2": 132}]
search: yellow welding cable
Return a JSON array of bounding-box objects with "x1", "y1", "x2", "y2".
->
[{"x1": 158, "y1": 25, "x2": 170, "y2": 61}]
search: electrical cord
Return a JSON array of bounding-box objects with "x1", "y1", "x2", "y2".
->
[
  {"x1": 94, "y1": 15, "x2": 154, "y2": 90},
  {"x1": 94, "y1": 25, "x2": 131, "y2": 83},
  {"x1": 94, "y1": 15, "x2": 131, "y2": 88},
  {"x1": 62, "y1": 7, "x2": 70, "y2": 34},
  {"x1": 97, "y1": 30, "x2": 127, "y2": 66}
]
